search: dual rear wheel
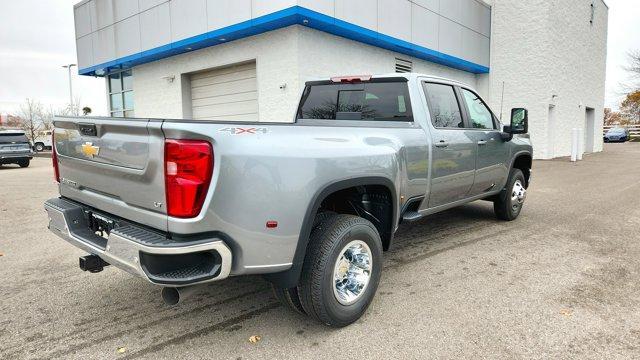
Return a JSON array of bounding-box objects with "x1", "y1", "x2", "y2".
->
[
  {"x1": 273, "y1": 214, "x2": 382, "y2": 327},
  {"x1": 274, "y1": 168, "x2": 528, "y2": 327}
]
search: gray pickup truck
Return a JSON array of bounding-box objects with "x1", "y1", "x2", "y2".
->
[{"x1": 45, "y1": 73, "x2": 532, "y2": 327}]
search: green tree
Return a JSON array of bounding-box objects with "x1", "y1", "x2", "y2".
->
[{"x1": 620, "y1": 90, "x2": 640, "y2": 123}]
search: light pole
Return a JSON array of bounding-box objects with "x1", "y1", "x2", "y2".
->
[{"x1": 62, "y1": 64, "x2": 77, "y2": 110}]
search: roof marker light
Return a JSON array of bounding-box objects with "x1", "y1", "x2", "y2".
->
[{"x1": 330, "y1": 75, "x2": 372, "y2": 83}]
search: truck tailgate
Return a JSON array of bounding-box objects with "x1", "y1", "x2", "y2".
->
[{"x1": 53, "y1": 117, "x2": 167, "y2": 231}]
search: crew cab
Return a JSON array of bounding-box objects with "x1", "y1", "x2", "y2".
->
[{"x1": 45, "y1": 73, "x2": 532, "y2": 327}]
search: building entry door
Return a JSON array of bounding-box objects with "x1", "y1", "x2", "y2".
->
[{"x1": 585, "y1": 107, "x2": 595, "y2": 153}]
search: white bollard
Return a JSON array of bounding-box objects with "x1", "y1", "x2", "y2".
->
[{"x1": 571, "y1": 128, "x2": 579, "y2": 162}]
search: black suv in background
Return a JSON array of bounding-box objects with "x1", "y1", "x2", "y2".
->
[{"x1": 0, "y1": 131, "x2": 33, "y2": 168}]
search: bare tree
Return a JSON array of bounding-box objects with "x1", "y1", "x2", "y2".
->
[
  {"x1": 622, "y1": 50, "x2": 640, "y2": 92},
  {"x1": 66, "y1": 96, "x2": 82, "y2": 116},
  {"x1": 18, "y1": 98, "x2": 45, "y2": 141},
  {"x1": 41, "y1": 106, "x2": 59, "y2": 131},
  {"x1": 624, "y1": 51, "x2": 640, "y2": 78}
]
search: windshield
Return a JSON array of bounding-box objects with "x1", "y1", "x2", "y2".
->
[
  {"x1": 606, "y1": 128, "x2": 625, "y2": 135},
  {"x1": 0, "y1": 133, "x2": 29, "y2": 144}
]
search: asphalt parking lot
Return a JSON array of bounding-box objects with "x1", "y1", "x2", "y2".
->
[{"x1": 1, "y1": 143, "x2": 639, "y2": 359}]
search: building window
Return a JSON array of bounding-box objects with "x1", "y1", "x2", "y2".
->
[{"x1": 108, "y1": 70, "x2": 134, "y2": 117}]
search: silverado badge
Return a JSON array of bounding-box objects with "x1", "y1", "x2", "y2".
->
[{"x1": 81, "y1": 142, "x2": 100, "y2": 158}]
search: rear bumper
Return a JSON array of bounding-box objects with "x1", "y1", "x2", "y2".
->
[
  {"x1": 44, "y1": 198, "x2": 232, "y2": 287},
  {"x1": 0, "y1": 151, "x2": 33, "y2": 161}
]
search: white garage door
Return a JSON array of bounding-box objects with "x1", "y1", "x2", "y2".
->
[{"x1": 190, "y1": 62, "x2": 258, "y2": 121}]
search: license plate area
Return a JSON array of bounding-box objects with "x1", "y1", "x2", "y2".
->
[{"x1": 85, "y1": 210, "x2": 117, "y2": 239}]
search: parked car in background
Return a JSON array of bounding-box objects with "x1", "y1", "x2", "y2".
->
[
  {"x1": 33, "y1": 130, "x2": 53, "y2": 152},
  {"x1": 604, "y1": 127, "x2": 630, "y2": 143},
  {"x1": 0, "y1": 130, "x2": 33, "y2": 167}
]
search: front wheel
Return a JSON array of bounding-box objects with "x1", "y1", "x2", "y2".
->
[
  {"x1": 494, "y1": 168, "x2": 526, "y2": 221},
  {"x1": 296, "y1": 214, "x2": 382, "y2": 327},
  {"x1": 34, "y1": 143, "x2": 45, "y2": 152}
]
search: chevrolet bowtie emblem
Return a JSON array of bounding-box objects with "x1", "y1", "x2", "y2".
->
[{"x1": 81, "y1": 142, "x2": 100, "y2": 158}]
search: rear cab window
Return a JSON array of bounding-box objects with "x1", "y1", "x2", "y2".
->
[
  {"x1": 0, "y1": 133, "x2": 30, "y2": 144},
  {"x1": 297, "y1": 78, "x2": 413, "y2": 122}
]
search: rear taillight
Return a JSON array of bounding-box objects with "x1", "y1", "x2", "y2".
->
[
  {"x1": 52, "y1": 131, "x2": 60, "y2": 183},
  {"x1": 164, "y1": 139, "x2": 213, "y2": 218}
]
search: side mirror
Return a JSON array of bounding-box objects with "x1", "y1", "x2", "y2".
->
[{"x1": 509, "y1": 108, "x2": 528, "y2": 134}]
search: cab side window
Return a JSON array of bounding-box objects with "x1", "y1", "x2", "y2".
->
[
  {"x1": 461, "y1": 88, "x2": 495, "y2": 130},
  {"x1": 423, "y1": 83, "x2": 464, "y2": 129}
]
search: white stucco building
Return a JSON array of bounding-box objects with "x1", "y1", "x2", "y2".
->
[{"x1": 73, "y1": 0, "x2": 608, "y2": 159}]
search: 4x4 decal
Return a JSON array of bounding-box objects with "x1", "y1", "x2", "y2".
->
[{"x1": 218, "y1": 127, "x2": 268, "y2": 135}]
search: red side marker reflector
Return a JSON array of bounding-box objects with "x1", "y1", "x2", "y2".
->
[
  {"x1": 52, "y1": 131, "x2": 60, "y2": 183},
  {"x1": 266, "y1": 221, "x2": 278, "y2": 229}
]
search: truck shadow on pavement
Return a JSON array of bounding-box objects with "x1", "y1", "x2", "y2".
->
[
  {"x1": 7, "y1": 202, "x2": 503, "y2": 359},
  {"x1": 0, "y1": 164, "x2": 26, "y2": 170}
]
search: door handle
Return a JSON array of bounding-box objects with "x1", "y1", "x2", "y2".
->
[
  {"x1": 435, "y1": 140, "x2": 449, "y2": 148},
  {"x1": 477, "y1": 140, "x2": 487, "y2": 146}
]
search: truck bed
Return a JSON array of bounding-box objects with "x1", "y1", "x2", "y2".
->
[{"x1": 52, "y1": 115, "x2": 424, "y2": 275}]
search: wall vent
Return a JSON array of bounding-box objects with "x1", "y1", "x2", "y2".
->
[{"x1": 395, "y1": 58, "x2": 413, "y2": 73}]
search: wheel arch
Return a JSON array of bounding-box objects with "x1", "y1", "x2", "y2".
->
[
  {"x1": 264, "y1": 176, "x2": 397, "y2": 289},
  {"x1": 511, "y1": 151, "x2": 532, "y2": 188}
]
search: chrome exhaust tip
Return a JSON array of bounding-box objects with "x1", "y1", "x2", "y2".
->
[{"x1": 161, "y1": 286, "x2": 198, "y2": 305}]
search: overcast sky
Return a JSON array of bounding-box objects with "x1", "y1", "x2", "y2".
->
[{"x1": 0, "y1": 0, "x2": 639, "y2": 116}]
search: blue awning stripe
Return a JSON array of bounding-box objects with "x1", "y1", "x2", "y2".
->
[{"x1": 79, "y1": 6, "x2": 489, "y2": 76}]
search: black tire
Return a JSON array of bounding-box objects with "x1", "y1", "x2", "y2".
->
[
  {"x1": 297, "y1": 214, "x2": 383, "y2": 327},
  {"x1": 272, "y1": 211, "x2": 337, "y2": 316},
  {"x1": 17, "y1": 159, "x2": 30, "y2": 168},
  {"x1": 312, "y1": 210, "x2": 335, "y2": 229},
  {"x1": 272, "y1": 286, "x2": 306, "y2": 315},
  {"x1": 494, "y1": 168, "x2": 526, "y2": 221},
  {"x1": 34, "y1": 143, "x2": 45, "y2": 152}
]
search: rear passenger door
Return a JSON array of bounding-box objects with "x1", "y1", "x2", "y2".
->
[
  {"x1": 422, "y1": 82, "x2": 477, "y2": 208},
  {"x1": 458, "y1": 87, "x2": 509, "y2": 196}
]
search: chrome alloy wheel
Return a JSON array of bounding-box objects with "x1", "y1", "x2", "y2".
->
[
  {"x1": 511, "y1": 179, "x2": 527, "y2": 210},
  {"x1": 332, "y1": 240, "x2": 372, "y2": 306}
]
